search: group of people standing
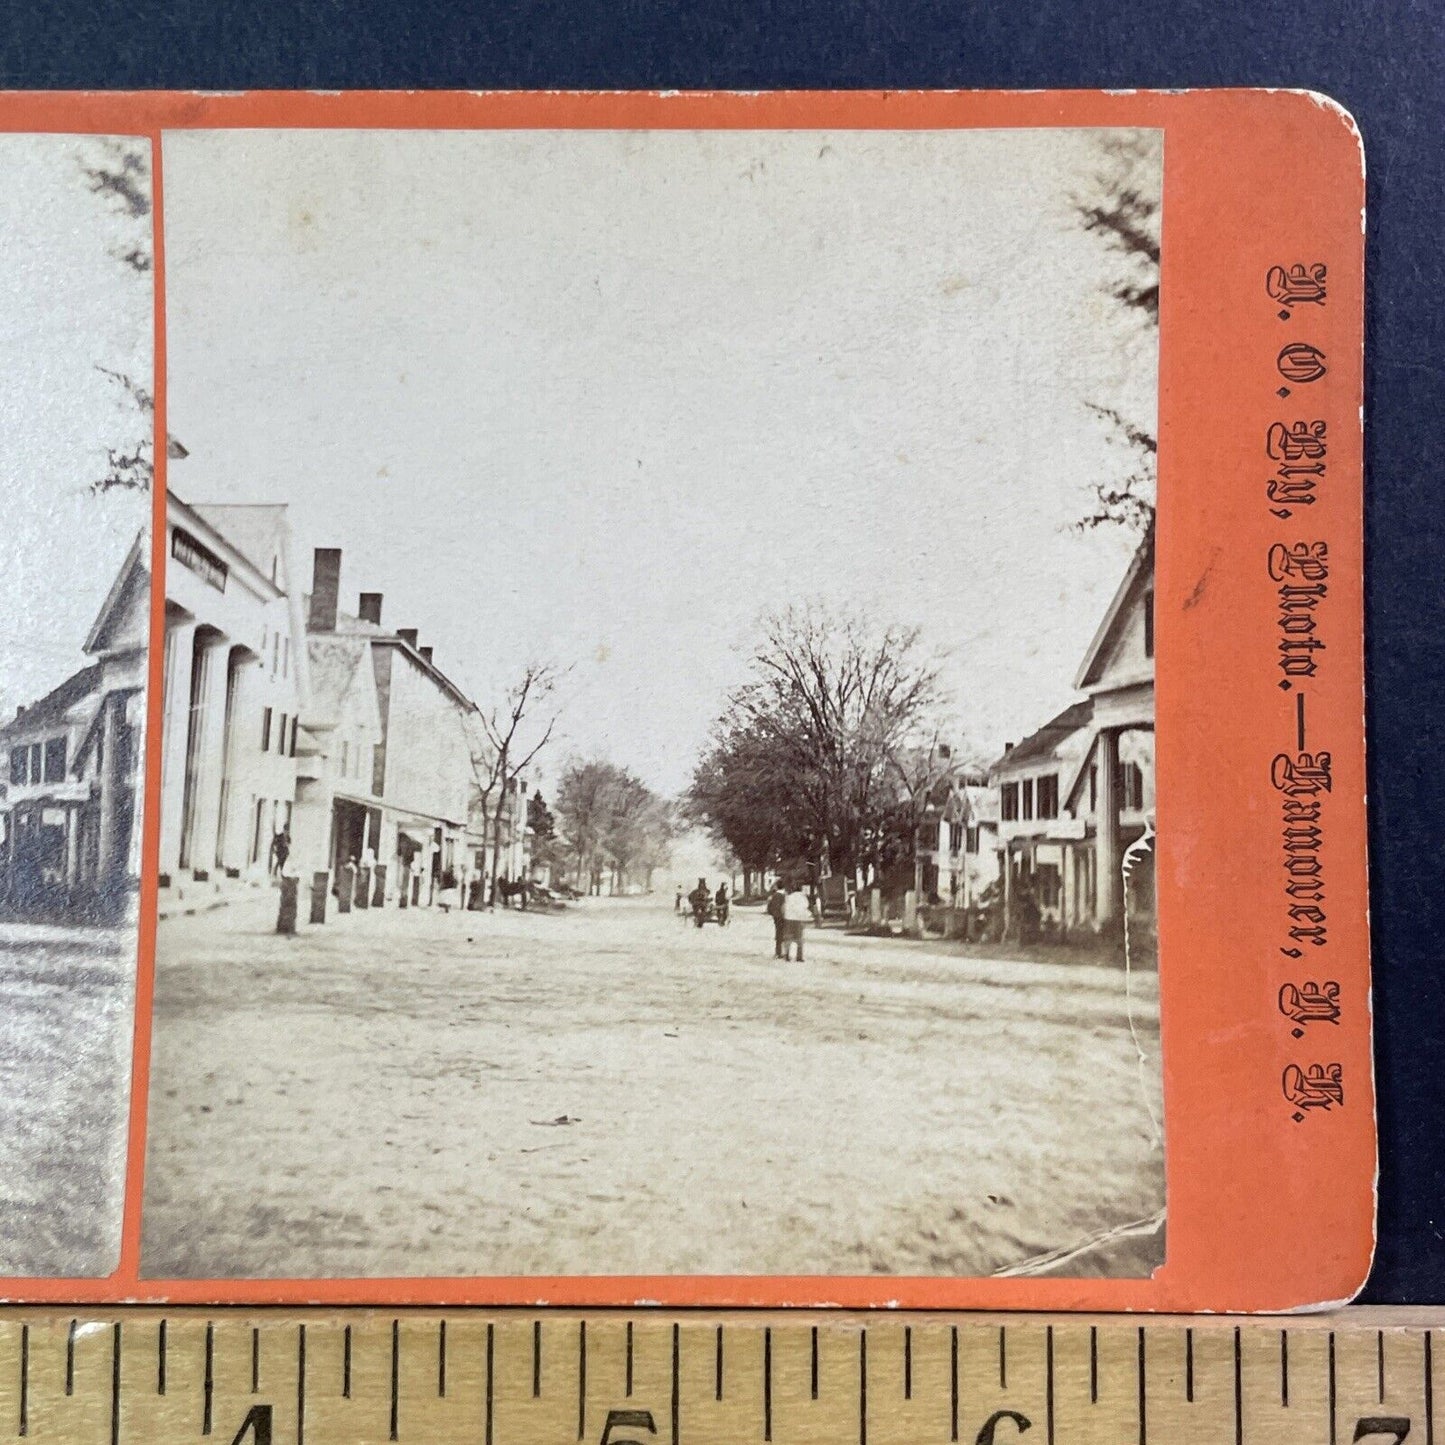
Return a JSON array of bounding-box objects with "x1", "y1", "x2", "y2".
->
[
  {"x1": 766, "y1": 879, "x2": 813, "y2": 961},
  {"x1": 671, "y1": 874, "x2": 814, "y2": 959}
]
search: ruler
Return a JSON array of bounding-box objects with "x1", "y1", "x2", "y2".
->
[{"x1": 0, "y1": 1310, "x2": 1433, "y2": 1445}]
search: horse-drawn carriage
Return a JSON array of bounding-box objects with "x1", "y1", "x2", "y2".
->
[{"x1": 683, "y1": 889, "x2": 730, "y2": 927}]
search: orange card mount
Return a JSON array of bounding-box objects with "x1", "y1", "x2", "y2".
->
[{"x1": 0, "y1": 90, "x2": 1369, "y2": 1312}]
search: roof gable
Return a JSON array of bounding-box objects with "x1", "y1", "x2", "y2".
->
[
  {"x1": 191, "y1": 504, "x2": 291, "y2": 590},
  {"x1": 1075, "y1": 526, "x2": 1154, "y2": 692},
  {"x1": 84, "y1": 531, "x2": 149, "y2": 657},
  {"x1": 990, "y1": 698, "x2": 1094, "y2": 776},
  {"x1": 305, "y1": 635, "x2": 383, "y2": 736},
  {"x1": 0, "y1": 664, "x2": 102, "y2": 740}
]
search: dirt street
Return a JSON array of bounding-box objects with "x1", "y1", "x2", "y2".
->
[
  {"x1": 141, "y1": 894, "x2": 1163, "y2": 1280},
  {"x1": 0, "y1": 921, "x2": 135, "y2": 1277}
]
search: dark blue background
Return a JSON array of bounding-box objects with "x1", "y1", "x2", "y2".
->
[{"x1": 2, "y1": 0, "x2": 1438, "y2": 1302}]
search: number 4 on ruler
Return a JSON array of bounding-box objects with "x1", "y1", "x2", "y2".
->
[
  {"x1": 225, "y1": 1404, "x2": 272, "y2": 1445},
  {"x1": 1354, "y1": 1419, "x2": 1411, "y2": 1444}
]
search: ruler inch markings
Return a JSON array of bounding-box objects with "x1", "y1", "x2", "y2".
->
[
  {"x1": 10, "y1": 1311, "x2": 1445, "y2": 1445},
  {"x1": 1045, "y1": 1324, "x2": 1055, "y2": 1445},
  {"x1": 1234, "y1": 1325, "x2": 1243, "y2": 1445},
  {"x1": 950, "y1": 1325, "x2": 959, "y2": 1441},
  {"x1": 859, "y1": 1327, "x2": 867, "y2": 1445},
  {"x1": 18, "y1": 1322, "x2": 28, "y2": 1439},
  {"x1": 577, "y1": 1320, "x2": 586, "y2": 1442},
  {"x1": 297, "y1": 1321, "x2": 307, "y2": 1445},
  {"x1": 764, "y1": 1326, "x2": 773, "y2": 1442},
  {"x1": 1137, "y1": 1325, "x2": 1146, "y2": 1445},
  {"x1": 202, "y1": 1320, "x2": 214, "y2": 1436},
  {"x1": 1427, "y1": 1329, "x2": 1435, "y2": 1445}
]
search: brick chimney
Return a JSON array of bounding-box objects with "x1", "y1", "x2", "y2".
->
[
  {"x1": 309, "y1": 548, "x2": 341, "y2": 633},
  {"x1": 397, "y1": 628, "x2": 418, "y2": 649},
  {"x1": 358, "y1": 592, "x2": 383, "y2": 626},
  {"x1": 419, "y1": 645, "x2": 434, "y2": 666}
]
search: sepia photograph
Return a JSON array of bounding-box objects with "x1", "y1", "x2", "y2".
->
[
  {"x1": 140, "y1": 126, "x2": 1163, "y2": 1280},
  {"x1": 0, "y1": 135, "x2": 153, "y2": 1276}
]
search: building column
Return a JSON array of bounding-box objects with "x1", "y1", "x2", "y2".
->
[
  {"x1": 1001, "y1": 841, "x2": 1013, "y2": 936},
  {"x1": 1095, "y1": 728, "x2": 1124, "y2": 929},
  {"x1": 65, "y1": 807, "x2": 80, "y2": 887},
  {"x1": 216, "y1": 653, "x2": 257, "y2": 873},
  {"x1": 96, "y1": 693, "x2": 120, "y2": 880},
  {"x1": 157, "y1": 619, "x2": 197, "y2": 879},
  {"x1": 182, "y1": 633, "x2": 232, "y2": 876}
]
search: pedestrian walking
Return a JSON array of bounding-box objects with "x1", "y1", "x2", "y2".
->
[
  {"x1": 765, "y1": 880, "x2": 786, "y2": 958},
  {"x1": 781, "y1": 882, "x2": 811, "y2": 961},
  {"x1": 269, "y1": 827, "x2": 291, "y2": 878},
  {"x1": 674, "y1": 884, "x2": 684, "y2": 914},
  {"x1": 714, "y1": 879, "x2": 730, "y2": 926}
]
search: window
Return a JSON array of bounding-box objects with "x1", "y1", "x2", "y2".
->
[
  {"x1": 966, "y1": 824, "x2": 980, "y2": 855},
  {"x1": 948, "y1": 821, "x2": 963, "y2": 854},
  {"x1": 1037, "y1": 863, "x2": 1062, "y2": 909},
  {"x1": 1113, "y1": 760, "x2": 1147, "y2": 812},
  {"x1": 282, "y1": 636, "x2": 290, "y2": 679},
  {"x1": 276, "y1": 712, "x2": 288, "y2": 754},
  {"x1": 28, "y1": 742, "x2": 41, "y2": 783},
  {"x1": 1088, "y1": 765, "x2": 1098, "y2": 812},
  {"x1": 9, "y1": 747, "x2": 26, "y2": 786},
  {"x1": 1021, "y1": 778, "x2": 1035, "y2": 821},
  {"x1": 1126, "y1": 762, "x2": 1146, "y2": 811},
  {"x1": 271, "y1": 633, "x2": 280, "y2": 677},
  {"x1": 341, "y1": 740, "x2": 350, "y2": 777},
  {"x1": 289, "y1": 717, "x2": 298, "y2": 758},
  {"x1": 261, "y1": 707, "x2": 273, "y2": 752},
  {"x1": 1143, "y1": 590, "x2": 1155, "y2": 659},
  {"x1": 43, "y1": 736, "x2": 67, "y2": 784},
  {"x1": 1037, "y1": 773, "x2": 1059, "y2": 820},
  {"x1": 1001, "y1": 781, "x2": 1019, "y2": 822}
]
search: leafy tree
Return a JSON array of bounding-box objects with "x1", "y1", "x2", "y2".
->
[
  {"x1": 554, "y1": 758, "x2": 674, "y2": 894},
  {"x1": 526, "y1": 789, "x2": 556, "y2": 841},
  {"x1": 686, "y1": 722, "x2": 810, "y2": 895},
  {"x1": 553, "y1": 759, "x2": 616, "y2": 893},
  {"x1": 687, "y1": 603, "x2": 944, "y2": 888}
]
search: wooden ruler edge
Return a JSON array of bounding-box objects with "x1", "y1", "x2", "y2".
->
[{"x1": 0, "y1": 1305, "x2": 1436, "y2": 1328}]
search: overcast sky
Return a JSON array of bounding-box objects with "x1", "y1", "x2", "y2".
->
[
  {"x1": 164, "y1": 127, "x2": 1159, "y2": 796},
  {"x1": 0, "y1": 136, "x2": 151, "y2": 718}
]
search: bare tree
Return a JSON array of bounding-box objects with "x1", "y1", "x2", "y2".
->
[
  {"x1": 465, "y1": 662, "x2": 564, "y2": 900},
  {"x1": 74, "y1": 138, "x2": 188, "y2": 493},
  {"x1": 1071, "y1": 133, "x2": 1161, "y2": 532},
  {"x1": 1074, "y1": 132, "x2": 1161, "y2": 320}
]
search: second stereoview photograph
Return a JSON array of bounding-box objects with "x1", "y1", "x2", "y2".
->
[
  {"x1": 0, "y1": 134, "x2": 153, "y2": 1278},
  {"x1": 140, "y1": 126, "x2": 1163, "y2": 1280}
]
